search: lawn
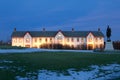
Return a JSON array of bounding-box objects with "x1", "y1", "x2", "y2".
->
[
  {"x1": 0, "y1": 45, "x2": 26, "y2": 49},
  {"x1": 0, "y1": 52, "x2": 120, "y2": 80}
]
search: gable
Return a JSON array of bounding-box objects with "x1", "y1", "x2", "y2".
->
[
  {"x1": 55, "y1": 31, "x2": 65, "y2": 39},
  {"x1": 24, "y1": 32, "x2": 31, "y2": 38},
  {"x1": 11, "y1": 31, "x2": 104, "y2": 38}
]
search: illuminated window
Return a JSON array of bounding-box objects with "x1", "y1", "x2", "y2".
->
[
  {"x1": 71, "y1": 38, "x2": 74, "y2": 42},
  {"x1": 35, "y1": 38, "x2": 37, "y2": 43},
  {"x1": 77, "y1": 38, "x2": 79, "y2": 42},
  {"x1": 89, "y1": 37, "x2": 92, "y2": 42},
  {"x1": 13, "y1": 39, "x2": 16, "y2": 43},
  {"x1": 19, "y1": 39, "x2": 22, "y2": 43},
  {"x1": 57, "y1": 34, "x2": 62, "y2": 40},
  {"x1": 50, "y1": 38, "x2": 52, "y2": 42},
  {"x1": 39, "y1": 38, "x2": 41, "y2": 42},
  {"x1": 100, "y1": 37, "x2": 102, "y2": 42},
  {"x1": 26, "y1": 38, "x2": 30, "y2": 43},
  {"x1": 67, "y1": 38, "x2": 69, "y2": 42},
  {"x1": 45, "y1": 38, "x2": 47, "y2": 42},
  {"x1": 95, "y1": 38, "x2": 98, "y2": 42},
  {"x1": 81, "y1": 38, "x2": 84, "y2": 42},
  {"x1": 57, "y1": 34, "x2": 63, "y2": 42}
]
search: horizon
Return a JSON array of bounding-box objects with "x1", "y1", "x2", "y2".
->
[{"x1": 0, "y1": 0, "x2": 120, "y2": 41}]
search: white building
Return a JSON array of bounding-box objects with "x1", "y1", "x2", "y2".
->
[{"x1": 11, "y1": 28, "x2": 104, "y2": 50}]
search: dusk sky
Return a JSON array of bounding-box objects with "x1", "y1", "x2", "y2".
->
[{"x1": 0, "y1": 0, "x2": 120, "y2": 41}]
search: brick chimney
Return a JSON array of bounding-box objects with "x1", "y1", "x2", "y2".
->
[
  {"x1": 72, "y1": 28, "x2": 74, "y2": 32},
  {"x1": 98, "y1": 28, "x2": 100, "y2": 32},
  {"x1": 59, "y1": 29, "x2": 61, "y2": 32},
  {"x1": 43, "y1": 28, "x2": 45, "y2": 31},
  {"x1": 14, "y1": 28, "x2": 16, "y2": 32}
]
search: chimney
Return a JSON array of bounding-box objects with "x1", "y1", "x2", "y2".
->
[
  {"x1": 72, "y1": 28, "x2": 74, "y2": 32},
  {"x1": 98, "y1": 28, "x2": 100, "y2": 32},
  {"x1": 14, "y1": 28, "x2": 16, "y2": 32},
  {"x1": 59, "y1": 29, "x2": 61, "y2": 32},
  {"x1": 43, "y1": 28, "x2": 45, "y2": 31}
]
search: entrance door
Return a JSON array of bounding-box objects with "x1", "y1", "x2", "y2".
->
[
  {"x1": 25, "y1": 45, "x2": 30, "y2": 48},
  {"x1": 88, "y1": 44, "x2": 93, "y2": 50}
]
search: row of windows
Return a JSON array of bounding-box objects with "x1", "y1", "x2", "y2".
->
[
  {"x1": 34, "y1": 38, "x2": 53, "y2": 43},
  {"x1": 13, "y1": 39, "x2": 22, "y2": 43},
  {"x1": 67, "y1": 38, "x2": 84, "y2": 42},
  {"x1": 13, "y1": 37, "x2": 103, "y2": 43}
]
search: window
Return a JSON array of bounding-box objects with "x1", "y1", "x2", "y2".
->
[
  {"x1": 95, "y1": 38, "x2": 98, "y2": 42},
  {"x1": 50, "y1": 38, "x2": 52, "y2": 42},
  {"x1": 57, "y1": 34, "x2": 62, "y2": 40},
  {"x1": 35, "y1": 38, "x2": 37, "y2": 43},
  {"x1": 19, "y1": 39, "x2": 22, "y2": 43},
  {"x1": 13, "y1": 39, "x2": 16, "y2": 43},
  {"x1": 39, "y1": 38, "x2": 41, "y2": 42},
  {"x1": 26, "y1": 38, "x2": 30, "y2": 43},
  {"x1": 89, "y1": 37, "x2": 92, "y2": 42},
  {"x1": 77, "y1": 38, "x2": 79, "y2": 42},
  {"x1": 71, "y1": 38, "x2": 74, "y2": 42},
  {"x1": 45, "y1": 38, "x2": 47, "y2": 42},
  {"x1": 81, "y1": 38, "x2": 84, "y2": 42},
  {"x1": 100, "y1": 37, "x2": 102, "y2": 42},
  {"x1": 67, "y1": 38, "x2": 69, "y2": 42}
]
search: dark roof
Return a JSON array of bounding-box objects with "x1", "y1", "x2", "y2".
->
[{"x1": 12, "y1": 31, "x2": 104, "y2": 37}]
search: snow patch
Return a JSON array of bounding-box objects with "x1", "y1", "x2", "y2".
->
[{"x1": 16, "y1": 64, "x2": 120, "y2": 80}]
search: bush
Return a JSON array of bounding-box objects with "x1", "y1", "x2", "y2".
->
[
  {"x1": 40, "y1": 44, "x2": 88, "y2": 50},
  {"x1": 113, "y1": 41, "x2": 120, "y2": 50},
  {"x1": 93, "y1": 48, "x2": 104, "y2": 52}
]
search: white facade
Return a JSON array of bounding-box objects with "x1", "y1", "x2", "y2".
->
[{"x1": 12, "y1": 31, "x2": 104, "y2": 50}]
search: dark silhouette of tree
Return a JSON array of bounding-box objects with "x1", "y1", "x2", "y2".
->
[{"x1": 106, "y1": 25, "x2": 111, "y2": 42}]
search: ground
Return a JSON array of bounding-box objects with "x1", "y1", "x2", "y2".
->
[{"x1": 0, "y1": 49, "x2": 120, "y2": 80}]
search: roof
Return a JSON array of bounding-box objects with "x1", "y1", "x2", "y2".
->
[{"x1": 11, "y1": 31, "x2": 104, "y2": 37}]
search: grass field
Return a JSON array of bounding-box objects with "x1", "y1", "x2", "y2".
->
[
  {"x1": 0, "y1": 45, "x2": 26, "y2": 49},
  {"x1": 0, "y1": 52, "x2": 120, "y2": 80}
]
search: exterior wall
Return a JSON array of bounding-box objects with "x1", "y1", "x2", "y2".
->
[
  {"x1": 64, "y1": 37, "x2": 86, "y2": 47},
  {"x1": 32, "y1": 37, "x2": 54, "y2": 48},
  {"x1": 12, "y1": 37, "x2": 24, "y2": 47},
  {"x1": 12, "y1": 32, "x2": 104, "y2": 49},
  {"x1": 23, "y1": 33, "x2": 32, "y2": 48},
  {"x1": 87, "y1": 33, "x2": 104, "y2": 49},
  {"x1": 55, "y1": 32, "x2": 65, "y2": 45}
]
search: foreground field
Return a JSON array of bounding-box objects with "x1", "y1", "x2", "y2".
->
[{"x1": 0, "y1": 52, "x2": 120, "y2": 80}]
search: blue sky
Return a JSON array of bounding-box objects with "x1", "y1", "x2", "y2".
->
[{"x1": 0, "y1": 0, "x2": 120, "y2": 41}]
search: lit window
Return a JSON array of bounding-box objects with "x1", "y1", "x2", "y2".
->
[
  {"x1": 57, "y1": 34, "x2": 62, "y2": 40},
  {"x1": 100, "y1": 37, "x2": 102, "y2": 42},
  {"x1": 67, "y1": 38, "x2": 69, "y2": 42},
  {"x1": 71, "y1": 38, "x2": 74, "y2": 42},
  {"x1": 89, "y1": 37, "x2": 92, "y2": 42},
  {"x1": 45, "y1": 38, "x2": 47, "y2": 42},
  {"x1": 77, "y1": 38, "x2": 79, "y2": 42},
  {"x1": 50, "y1": 38, "x2": 52, "y2": 42},
  {"x1": 95, "y1": 38, "x2": 98, "y2": 42},
  {"x1": 35, "y1": 38, "x2": 37, "y2": 43},
  {"x1": 39, "y1": 38, "x2": 41, "y2": 42},
  {"x1": 26, "y1": 38, "x2": 30, "y2": 43},
  {"x1": 81, "y1": 38, "x2": 84, "y2": 42},
  {"x1": 19, "y1": 39, "x2": 22, "y2": 43},
  {"x1": 13, "y1": 39, "x2": 16, "y2": 43}
]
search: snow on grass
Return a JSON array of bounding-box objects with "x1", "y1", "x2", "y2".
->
[
  {"x1": 0, "y1": 60, "x2": 13, "y2": 63},
  {"x1": 0, "y1": 48, "x2": 93, "y2": 53},
  {"x1": 17, "y1": 64, "x2": 120, "y2": 80}
]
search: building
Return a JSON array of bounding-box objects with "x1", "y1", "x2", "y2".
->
[{"x1": 11, "y1": 28, "x2": 104, "y2": 50}]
